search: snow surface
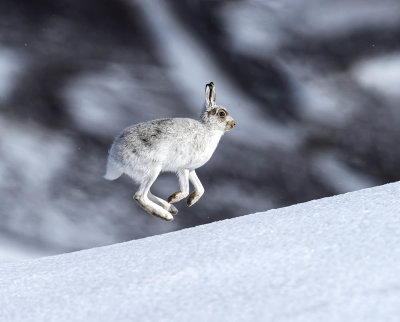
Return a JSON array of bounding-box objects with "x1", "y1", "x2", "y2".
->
[
  {"x1": 1, "y1": 182, "x2": 400, "y2": 322},
  {"x1": 0, "y1": 235, "x2": 49, "y2": 263}
]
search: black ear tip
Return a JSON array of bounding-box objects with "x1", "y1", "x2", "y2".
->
[{"x1": 206, "y1": 82, "x2": 214, "y2": 88}]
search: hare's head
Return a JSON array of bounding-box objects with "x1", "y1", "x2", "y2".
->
[{"x1": 201, "y1": 82, "x2": 236, "y2": 131}]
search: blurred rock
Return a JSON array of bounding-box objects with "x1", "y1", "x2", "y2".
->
[{"x1": 0, "y1": 0, "x2": 399, "y2": 258}]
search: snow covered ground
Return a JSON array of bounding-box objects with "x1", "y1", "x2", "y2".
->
[{"x1": 1, "y1": 182, "x2": 400, "y2": 322}]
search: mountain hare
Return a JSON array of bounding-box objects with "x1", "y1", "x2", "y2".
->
[{"x1": 104, "y1": 82, "x2": 235, "y2": 221}]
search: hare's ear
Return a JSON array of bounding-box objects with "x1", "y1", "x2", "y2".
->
[{"x1": 205, "y1": 82, "x2": 216, "y2": 108}]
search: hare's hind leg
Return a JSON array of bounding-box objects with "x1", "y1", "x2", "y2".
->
[
  {"x1": 168, "y1": 169, "x2": 190, "y2": 203},
  {"x1": 187, "y1": 170, "x2": 205, "y2": 207},
  {"x1": 134, "y1": 166, "x2": 174, "y2": 221},
  {"x1": 148, "y1": 192, "x2": 178, "y2": 215}
]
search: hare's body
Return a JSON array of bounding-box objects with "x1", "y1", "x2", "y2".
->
[
  {"x1": 105, "y1": 82, "x2": 235, "y2": 221},
  {"x1": 106, "y1": 118, "x2": 223, "y2": 181}
]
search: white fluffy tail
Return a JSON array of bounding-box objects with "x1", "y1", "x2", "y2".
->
[{"x1": 104, "y1": 161, "x2": 123, "y2": 181}]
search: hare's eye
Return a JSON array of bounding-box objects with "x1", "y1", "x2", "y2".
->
[{"x1": 218, "y1": 111, "x2": 226, "y2": 118}]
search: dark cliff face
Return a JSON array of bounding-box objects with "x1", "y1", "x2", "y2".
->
[{"x1": 1, "y1": 0, "x2": 400, "y2": 255}]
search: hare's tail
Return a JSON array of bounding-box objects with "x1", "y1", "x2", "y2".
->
[{"x1": 104, "y1": 160, "x2": 123, "y2": 181}]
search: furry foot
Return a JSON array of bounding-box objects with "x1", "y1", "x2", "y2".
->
[
  {"x1": 187, "y1": 191, "x2": 202, "y2": 207},
  {"x1": 153, "y1": 201, "x2": 178, "y2": 215},
  {"x1": 168, "y1": 191, "x2": 188, "y2": 203},
  {"x1": 168, "y1": 204, "x2": 179, "y2": 215},
  {"x1": 148, "y1": 193, "x2": 178, "y2": 215},
  {"x1": 149, "y1": 210, "x2": 174, "y2": 221},
  {"x1": 146, "y1": 209, "x2": 174, "y2": 221},
  {"x1": 134, "y1": 196, "x2": 174, "y2": 221}
]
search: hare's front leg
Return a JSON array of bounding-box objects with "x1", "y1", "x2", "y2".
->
[
  {"x1": 187, "y1": 170, "x2": 205, "y2": 207},
  {"x1": 168, "y1": 169, "x2": 189, "y2": 203}
]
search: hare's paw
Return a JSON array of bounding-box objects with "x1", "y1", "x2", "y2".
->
[
  {"x1": 150, "y1": 210, "x2": 174, "y2": 221},
  {"x1": 154, "y1": 200, "x2": 178, "y2": 215},
  {"x1": 168, "y1": 191, "x2": 188, "y2": 203},
  {"x1": 168, "y1": 204, "x2": 179, "y2": 215},
  {"x1": 134, "y1": 195, "x2": 174, "y2": 221},
  {"x1": 187, "y1": 190, "x2": 203, "y2": 207},
  {"x1": 148, "y1": 193, "x2": 178, "y2": 215}
]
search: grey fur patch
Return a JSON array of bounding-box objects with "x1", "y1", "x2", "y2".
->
[
  {"x1": 208, "y1": 108, "x2": 217, "y2": 116},
  {"x1": 140, "y1": 137, "x2": 151, "y2": 147},
  {"x1": 150, "y1": 127, "x2": 162, "y2": 139},
  {"x1": 154, "y1": 119, "x2": 174, "y2": 126}
]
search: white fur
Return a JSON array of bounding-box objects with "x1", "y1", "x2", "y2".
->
[{"x1": 105, "y1": 82, "x2": 235, "y2": 221}]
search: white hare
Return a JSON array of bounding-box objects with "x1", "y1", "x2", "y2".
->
[{"x1": 104, "y1": 82, "x2": 235, "y2": 221}]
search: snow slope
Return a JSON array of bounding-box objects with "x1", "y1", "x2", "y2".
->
[{"x1": 1, "y1": 182, "x2": 400, "y2": 322}]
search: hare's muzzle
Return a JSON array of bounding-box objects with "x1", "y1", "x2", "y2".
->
[{"x1": 225, "y1": 119, "x2": 236, "y2": 131}]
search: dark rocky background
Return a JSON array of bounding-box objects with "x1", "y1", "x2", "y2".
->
[{"x1": 1, "y1": 0, "x2": 399, "y2": 260}]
